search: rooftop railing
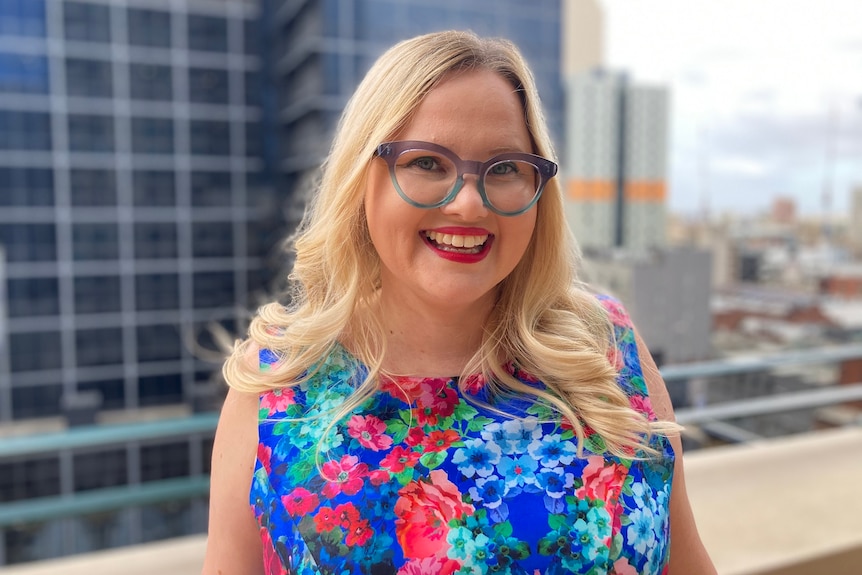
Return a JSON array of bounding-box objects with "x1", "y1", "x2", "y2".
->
[{"x1": 1, "y1": 342, "x2": 861, "y2": 560}]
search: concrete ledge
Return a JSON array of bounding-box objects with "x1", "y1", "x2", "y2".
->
[
  {"x1": 1, "y1": 535, "x2": 207, "y2": 575},
  {"x1": 685, "y1": 426, "x2": 862, "y2": 575}
]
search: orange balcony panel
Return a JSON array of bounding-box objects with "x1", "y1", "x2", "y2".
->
[
  {"x1": 624, "y1": 181, "x2": 666, "y2": 202},
  {"x1": 566, "y1": 179, "x2": 615, "y2": 201}
]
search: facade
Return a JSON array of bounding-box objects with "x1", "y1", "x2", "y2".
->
[
  {"x1": 269, "y1": 0, "x2": 566, "y2": 225},
  {"x1": 564, "y1": 71, "x2": 669, "y2": 253},
  {"x1": 584, "y1": 247, "x2": 713, "y2": 367},
  {"x1": 0, "y1": 0, "x2": 279, "y2": 564}
]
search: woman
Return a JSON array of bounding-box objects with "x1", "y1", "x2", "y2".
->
[{"x1": 203, "y1": 31, "x2": 716, "y2": 575}]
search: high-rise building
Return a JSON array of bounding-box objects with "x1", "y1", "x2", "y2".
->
[
  {"x1": 564, "y1": 71, "x2": 669, "y2": 253},
  {"x1": 268, "y1": 0, "x2": 566, "y2": 225},
  {"x1": 0, "y1": 0, "x2": 281, "y2": 564}
]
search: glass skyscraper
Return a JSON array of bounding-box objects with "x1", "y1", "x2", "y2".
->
[{"x1": 0, "y1": 0, "x2": 565, "y2": 565}]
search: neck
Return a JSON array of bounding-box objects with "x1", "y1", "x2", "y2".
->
[{"x1": 372, "y1": 289, "x2": 495, "y2": 377}]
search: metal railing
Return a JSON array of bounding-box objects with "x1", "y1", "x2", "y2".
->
[{"x1": 1, "y1": 343, "x2": 861, "y2": 531}]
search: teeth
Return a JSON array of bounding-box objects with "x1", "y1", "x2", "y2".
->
[{"x1": 425, "y1": 231, "x2": 488, "y2": 247}]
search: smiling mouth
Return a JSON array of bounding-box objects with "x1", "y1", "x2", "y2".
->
[{"x1": 424, "y1": 231, "x2": 490, "y2": 254}]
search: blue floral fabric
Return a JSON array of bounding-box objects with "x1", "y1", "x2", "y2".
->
[{"x1": 251, "y1": 296, "x2": 675, "y2": 574}]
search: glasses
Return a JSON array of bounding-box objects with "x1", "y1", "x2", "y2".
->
[{"x1": 375, "y1": 140, "x2": 558, "y2": 216}]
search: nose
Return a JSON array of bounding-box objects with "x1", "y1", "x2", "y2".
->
[{"x1": 439, "y1": 174, "x2": 489, "y2": 220}]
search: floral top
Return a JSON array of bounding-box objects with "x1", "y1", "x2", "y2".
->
[{"x1": 251, "y1": 296, "x2": 675, "y2": 575}]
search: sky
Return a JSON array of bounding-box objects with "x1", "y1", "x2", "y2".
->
[{"x1": 600, "y1": 0, "x2": 862, "y2": 217}]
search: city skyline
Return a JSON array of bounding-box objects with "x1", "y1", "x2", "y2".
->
[{"x1": 602, "y1": 0, "x2": 862, "y2": 217}]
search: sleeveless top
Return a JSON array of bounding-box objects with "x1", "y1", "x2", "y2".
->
[{"x1": 251, "y1": 296, "x2": 675, "y2": 575}]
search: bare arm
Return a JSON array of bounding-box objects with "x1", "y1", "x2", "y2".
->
[
  {"x1": 634, "y1": 329, "x2": 718, "y2": 575},
  {"x1": 201, "y1": 387, "x2": 264, "y2": 575}
]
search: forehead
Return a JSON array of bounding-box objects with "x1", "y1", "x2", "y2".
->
[{"x1": 396, "y1": 69, "x2": 532, "y2": 153}]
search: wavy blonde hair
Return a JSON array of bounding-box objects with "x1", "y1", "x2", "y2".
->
[{"x1": 224, "y1": 30, "x2": 674, "y2": 458}]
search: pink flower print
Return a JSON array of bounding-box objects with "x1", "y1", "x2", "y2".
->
[
  {"x1": 415, "y1": 383, "x2": 458, "y2": 426},
  {"x1": 259, "y1": 526, "x2": 288, "y2": 574},
  {"x1": 629, "y1": 394, "x2": 655, "y2": 419},
  {"x1": 260, "y1": 388, "x2": 295, "y2": 415},
  {"x1": 380, "y1": 446, "x2": 421, "y2": 474},
  {"x1": 320, "y1": 455, "x2": 368, "y2": 498},
  {"x1": 404, "y1": 427, "x2": 426, "y2": 447},
  {"x1": 394, "y1": 470, "x2": 474, "y2": 560},
  {"x1": 463, "y1": 373, "x2": 487, "y2": 394},
  {"x1": 347, "y1": 414, "x2": 394, "y2": 451},
  {"x1": 599, "y1": 296, "x2": 633, "y2": 328},
  {"x1": 281, "y1": 487, "x2": 320, "y2": 517},
  {"x1": 612, "y1": 557, "x2": 639, "y2": 575},
  {"x1": 575, "y1": 456, "x2": 627, "y2": 503},
  {"x1": 380, "y1": 375, "x2": 426, "y2": 402},
  {"x1": 333, "y1": 502, "x2": 361, "y2": 528},
  {"x1": 257, "y1": 443, "x2": 272, "y2": 474},
  {"x1": 397, "y1": 557, "x2": 460, "y2": 575},
  {"x1": 369, "y1": 469, "x2": 391, "y2": 485}
]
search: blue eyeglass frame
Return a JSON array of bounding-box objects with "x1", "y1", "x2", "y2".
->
[{"x1": 374, "y1": 140, "x2": 558, "y2": 216}]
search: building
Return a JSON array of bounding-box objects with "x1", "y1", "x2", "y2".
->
[
  {"x1": 851, "y1": 186, "x2": 862, "y2": 257},
  {"x1": 583, "y1": 247, "x2": 713, "y2": 366},
  {"x1": 563, "y1": 71, "x2": 669, "y2": 254},
  {"x1": 0, "y1": 0, "x2": 281, "y2": 564},
  {"x1": 268, "y1": 0, "x2": 566, "y2": 225}
]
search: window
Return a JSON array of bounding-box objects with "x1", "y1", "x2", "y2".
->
[
  {"x1": 76, "y1": 327, "x2": 124, "y2": 367},
  {"x1": 78, "y1": 379, "x2": 124, "y2": 410},
  {"x1": 133, "y1": 170, "x2": 175, "y2": 206},
  {"x1": 65, "y1": 58, "x2": 112, "y2": 98},
  {"x1": 192, "y1": 221, "x2": 233, "y2": 258},
  {"x1": 0, "y1": 53, "x2": 49, "y2": 94},
  {"x1": 189, "y1": 120, "x2": 230, "y2": 156},
  {"x1": 72, "y1": 223, "x2": 119, "y2": 260},
  {"x1": 73, "y1": 449, "x2": 127, "y2": 492},
  {"x1": 141, "y1": 442, "x2": 189, "y2": 482},
  {"x1": 63, "y1": 1, "x2": 110, "y2": 43},
  {"x1": 129, "y1": 63, "x2": 172, "y2": 101},
  {"x1": 0, "y1": 111, "x2": 51, "y2": 150},
  {"x1": 0, "y1": 0, "x2": 47, "y2": 38},
  {"x1": 191, "y1": 170, "x2": 231, "y2": 206},
  {"x1": 134, "y1": 222, "x2": 177, "y2": 259},
  {"x1": 245, "y1": 121, "x2": 261, "y2": 158},
  {"x1": 0, "y1": 457, "x2": 60, "y2": 503},
  {"x1": 135, "y1": 273, "x2": 179, "y2": 311},
  {"x1": 244, "y1": 70, "x2": 259, "y2": 107},
  {"x1": 0, "y1": 167, "x2": 53, "y2": 206},
  {"x1": 243, "y1": 18, "x2": 258, "y2": 55},
  {"x1": 139, "y1": 373, "x2": 183, "y2": 406},
  {"x1": 131, "y1": 117, "x2": 173, "y2": 155},
  {"x1": 68, "y1": 114, "x2": 114, "y2": 152},
  {"x1": 7, "y1": 277, "x2": 59, "y2": 317},
  {"x1": 193, "y1": 271, "x2": 234, "y2": 309},
  {"x1": 188, "y1": 15, "x2": 227, "y2": 53},
  {"x1": 74, "y1": 275, "x2": 121, "y2": 313},
  {"x1": 137, "y1": 324, "x2": 181, "y2": 362},
  {"x1": 12, "y1": 384, "x2": 63, "y2": 419},
  {"x1": 188, "y1": 67, "x2": 228, "y2": 104},
  {"x1": 127, "y1": 8, "x2": 170, "y2": 47},
  {"x1": 9, "y1": 331, "x2": 62, "y2": 372},
  {"x1": 70, "y1": 168, "x2": 116, "y2": 206},
  {"x1": 0, "y1": 223, "x2": 56, "y2": 262}
]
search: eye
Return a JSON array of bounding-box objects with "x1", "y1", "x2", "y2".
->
[
  {"x1": 489, "y1": 162, "x2": 518, "y2": 176},
  {"x1": 406, "y1": 156, "x2": 440, "y2": 171}
]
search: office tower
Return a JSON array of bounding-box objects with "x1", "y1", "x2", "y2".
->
[
  {"x1": 564, "y1": 72, "x2": 669, "y2": 253},
  {"x1": 269, "y1": 0, "x2": 565, "y2": 225},
  {"x1": 0, "y1": 0, "x2": 276, "y2": 563}
]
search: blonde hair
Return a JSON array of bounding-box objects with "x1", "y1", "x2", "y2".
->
[{"x1": 225, "y1": 30, "x2": 673, "y2": 458}]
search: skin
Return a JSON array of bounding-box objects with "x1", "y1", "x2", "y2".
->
[
  {"x1": 363, "y1": 69, "x2": 537, "y2": 377},
  {"x1": 202, "y1": 69, "x2": 717, "y2": 574}
]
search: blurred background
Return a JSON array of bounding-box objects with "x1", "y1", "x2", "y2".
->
[{"x1": 0, "y1": 0, "x2": 860, "y2": 573}]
